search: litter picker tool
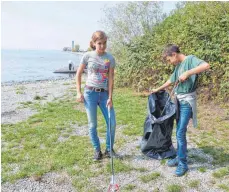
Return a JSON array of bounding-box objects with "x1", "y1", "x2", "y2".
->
[
  {"x1": 107, "y1": 106, "x2": 120, "y2": 192},
  {"x1": 160, "y1": 81, "x2": 179, "y2": 116}
]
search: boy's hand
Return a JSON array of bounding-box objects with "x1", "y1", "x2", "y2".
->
[
  {"x1": 179, "y1": 71, "x2": 190, "y2": 82},
  {"x1": 149, "y1": 88, "x2": 159, "y2": 95}
]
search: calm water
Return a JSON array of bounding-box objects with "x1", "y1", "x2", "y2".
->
[{"x1": 1, "y1": 49, "x2": 82, "y2": 83}]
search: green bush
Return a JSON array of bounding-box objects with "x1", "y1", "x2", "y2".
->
[{"x1": 114, "y1": 2, "x2": 229, "y2": 101}]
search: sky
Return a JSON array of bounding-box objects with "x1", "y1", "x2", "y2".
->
[{"x1": 1, "y1": 1, "x2": 177, "y2": 51}]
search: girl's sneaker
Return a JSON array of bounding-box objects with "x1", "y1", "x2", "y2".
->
[
  {"x1": 104, "y1": 149, "x2": 117, "y2": 158},
  {"x1": 94, "y1": 150, "x2": 103, "y2": 161}
]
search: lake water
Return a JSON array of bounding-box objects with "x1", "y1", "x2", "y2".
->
[{"x1": 1, "y1": 49, "x2": 82, "y2": 83}]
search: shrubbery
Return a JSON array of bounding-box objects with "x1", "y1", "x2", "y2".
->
[{"x1": 114, "y1": 2, "x2": 229, "y2": 101}]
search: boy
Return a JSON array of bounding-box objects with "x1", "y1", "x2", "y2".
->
[{"x1": 151, "y1": 44, "x2": 210, "y2": 176}]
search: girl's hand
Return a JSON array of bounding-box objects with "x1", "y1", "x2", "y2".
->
[
  {"x1": 106, "y1": 98, "x2": 113, "y2": 108},
  {"x1": 76, "y1": 92, "x2": 84, "y2": 103}
]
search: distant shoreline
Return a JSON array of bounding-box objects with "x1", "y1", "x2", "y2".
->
[
  {"x1": 1, "y1": 76, "x2": 74, "y2": 86},
  {"x1": 71, "y1": 51, "x2": 84, "y2": 56}
]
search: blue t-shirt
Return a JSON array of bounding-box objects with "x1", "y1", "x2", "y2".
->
[{"x1": 80, "y1": 51, "x2": 116, "y2": 90}]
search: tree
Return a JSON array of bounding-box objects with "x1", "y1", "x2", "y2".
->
[
  {"x1": 73, "y1": 44, "x2": 80, "y2": 52},
  {"x1": 112, "y1": 2, "x2": 229, "y2": 100},
  {"x1": 87, "y1": 47, "x2": 93, "y2": 51},
  {"x1": 100, "y1": 2, "x2": 166, "y2": 45},
  {"x1": 100, "y1": 1, "x2": 166, "y2": 65}
]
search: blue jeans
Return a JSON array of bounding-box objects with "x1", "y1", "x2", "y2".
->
[
  {"x1": 176, "y1": 101, "x2": 192, "y2": 168},
  {"x1": 84, "y1": 87, "x2": 116, "y2": 152}
]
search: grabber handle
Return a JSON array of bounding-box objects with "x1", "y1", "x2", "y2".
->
[{"x1": 108, "y1": 106, "x2": 111, "y2": 118}]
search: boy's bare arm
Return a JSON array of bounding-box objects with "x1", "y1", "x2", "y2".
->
[
  {"x1": 151, "y1": 79, "x2": 172, "y2": 93},
  {"x1": 179, "y1": 62, "x2": 210, "y2": 82}
]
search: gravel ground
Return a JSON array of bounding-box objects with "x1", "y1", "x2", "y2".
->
[
  {"x1": 2, "y1": 172, "x2": 76, "y2": 192},
  {"x1": 1, "y1": 78, "x2": 75, "y2": 124},
  {"x1": 1, "y1": 79, "x2": 228, "y2": 192}
]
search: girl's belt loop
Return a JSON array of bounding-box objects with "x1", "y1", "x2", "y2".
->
[{"x1": 85, "y1": 85, "x2": 106, "y2": 92}]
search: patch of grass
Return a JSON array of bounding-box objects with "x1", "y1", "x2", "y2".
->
[
  {"x1": 160, "y1": 159, "x2": 166, "y2": 165},
  {"x1": 197, "y1": 167, "x2": 207, "y2": 173},
  {"x1": 72, "y1": 179, "x2": 86, "y2": 191},
  {"x1": 137, "y1": 167, "x2": 147, "y2": 172},
  {"x1": 27, "y1": 117, "x2": 43, "y2": 124},
  {"x1": 190, "y1": 102, "x2": 229, "y2": 166},
  {"x1": 97, "y1": 125, "x2": 106, "y2": 133},
  {"x1": 1, "y1": 98, "x2": 90, "y2": 183},
  {"x1": 140, "y1": 172, "x2": 161, "y2": 183},
  {"x1": 113, "y1": 88, "x2": 147, "y2": 136},
  {"x1": 34, "y1": 95, "x2": 44, "y2": 100},
  {"x1": 189, "y1": 154, "x2": 206, "y2": 163},
  {"x1": 62, "y1": 133, "x2": 70, "y2": 138},
  {"x1": 166, "y1": 184, "x2": 182, "y2": 192},
  {"x1": 212, "y1": 167, "x2": 229, "y2": 178},
  {"x1": 20, "y1": 101, "x2": 33, "y2": 108},
  {"x1": 16, "y1": 90, "x2": 24, "y2": 94},
  {"x1": 15, "y1": 86, "x2": 26, "y2": 94},
  {"x1": 123, "y1": 184, "x2": 136, "y2": 191},
  {"x1": 200, "y1": 147, "x2": 229, "y2": 166},
  {"x1": 106, "y1": 159, "x2": 135, "y2": 173},
  {"x1": 115, "y1": 137, "x2": 127, "y2": 149},
  {"x1": 188, "y1": 180, "x2": 200, "y2": 188},
  {"x1": 63, "y1": 82, "x2": 70, "y2": 85},
  {"x1": 218, "y1": 184, "x2": 229, "y2": 191}
]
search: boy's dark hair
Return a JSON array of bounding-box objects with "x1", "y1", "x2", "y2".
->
[{"x1": 162, "y1": 44, "x2": 180, "y2": 61}]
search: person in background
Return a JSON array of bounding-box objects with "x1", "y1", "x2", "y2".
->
[
  {"x1": 151, "y1": 44, "x2": 210, "y2": 176},
  {"x1": 76, "y1": 30, "x2": 117, "y2": 161},
  {"x1": 68, "y1": 60, "x2": 73, "y2": 71}
]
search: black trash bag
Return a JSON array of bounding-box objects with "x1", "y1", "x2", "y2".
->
[{"x1": 140, "y1": 90, "x2": 176, "y2": 159}]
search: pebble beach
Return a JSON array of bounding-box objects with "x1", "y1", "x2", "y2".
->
[{"x1": 1, "y1": 78, "x2": 75, "y2": 124}]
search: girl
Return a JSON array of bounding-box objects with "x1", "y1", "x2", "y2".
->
[{"x1": 76, "y1": 31, "x2": 116, "y2": 161}]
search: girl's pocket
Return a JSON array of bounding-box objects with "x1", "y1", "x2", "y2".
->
[{"x1": 84, "y1": 88, "x2": 93, "y2": 96}]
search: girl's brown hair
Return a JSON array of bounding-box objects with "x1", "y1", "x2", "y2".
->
[{"x1": 89, "y1": 31, "x2": 107, "y2": 50}]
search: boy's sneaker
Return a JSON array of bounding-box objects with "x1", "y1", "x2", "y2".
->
[
  {"x1": 94, "y1": 150, "x2": 103, "y2": 161},
  {"x1": 167, "y1": 157, "x2": 179, "y2": 167},
  {"x1": 104, "y1": 149, "x2": 118, "y2": 158},
  {"x1": 174, "y1": 164, "x2": 188, "y2": 177}
]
